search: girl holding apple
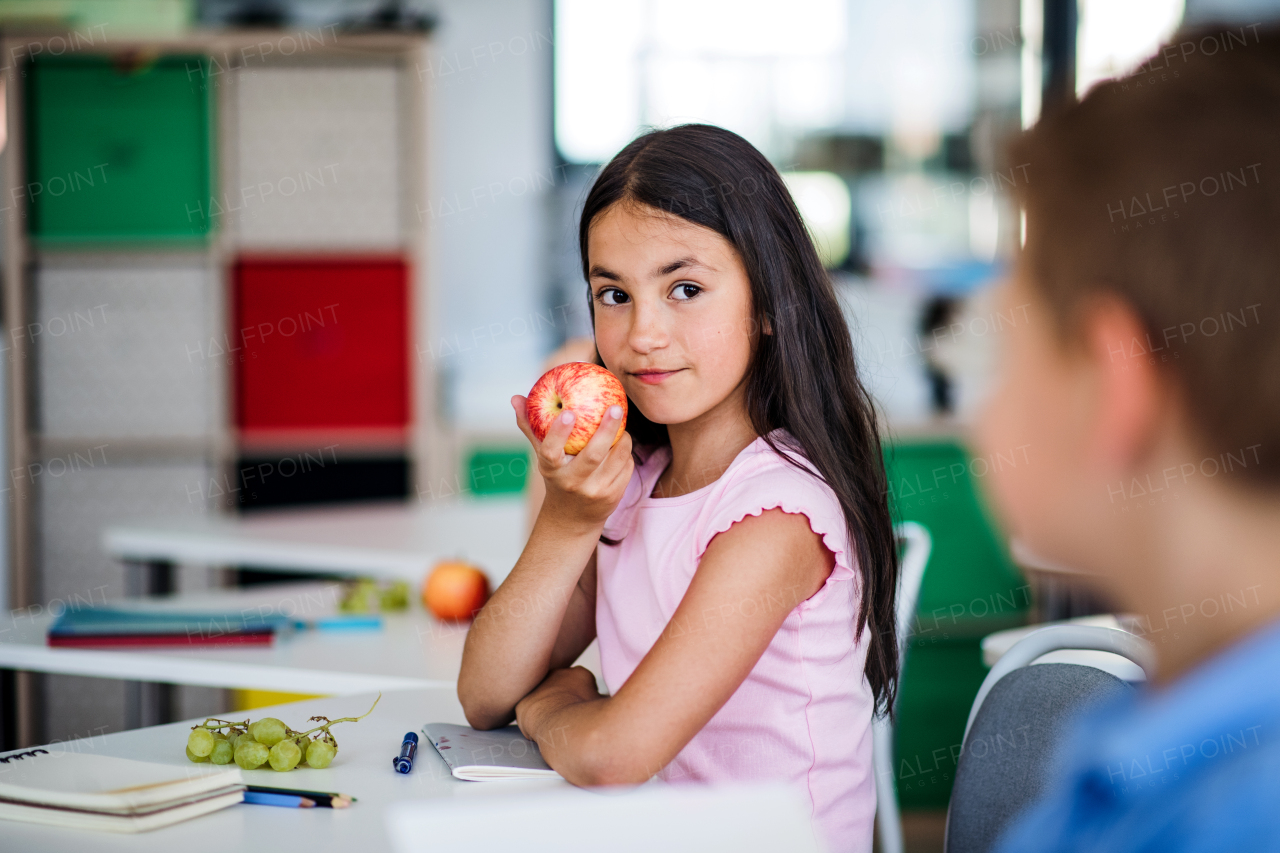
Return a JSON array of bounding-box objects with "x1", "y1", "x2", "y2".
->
[{"x1": 459, "y1": 124, "x2": 896, "y2": 853}]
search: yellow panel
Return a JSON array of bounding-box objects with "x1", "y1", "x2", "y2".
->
[{"x1": 233, "y1": 689, "x2": 327, "y2": 712}]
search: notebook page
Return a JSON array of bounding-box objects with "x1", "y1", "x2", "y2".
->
[
  {"x1": 423, "y1": 724, "x2": 562, "y2": 780},
  {"x1": 0, "y1": 750, "x2": 243, "y2": 812}
]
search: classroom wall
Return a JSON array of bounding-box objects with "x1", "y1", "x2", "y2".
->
[{"x1": 421, "y1": 0, "x2": 557, "y2": 435}]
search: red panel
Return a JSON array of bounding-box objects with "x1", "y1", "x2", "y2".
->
[{"x1": 235, "y1": 258, "x2": 409, "y2": 431}]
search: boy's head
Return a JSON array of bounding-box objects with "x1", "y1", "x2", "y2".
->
[{"x1": 977, "y1": 25, "x2": 1280, "y2": 606}]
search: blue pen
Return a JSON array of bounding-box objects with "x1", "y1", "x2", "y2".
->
[
  {"x1": 294, "y1": 616, "x2": 384, "y2": 631},
  {"x1": 393, "y1": 732, "x2": 418, "y2": 774}
]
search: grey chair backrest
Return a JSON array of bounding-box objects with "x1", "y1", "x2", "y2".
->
[{"x1": 944, "y1": 626, "x2": 1154, "y2": 853}]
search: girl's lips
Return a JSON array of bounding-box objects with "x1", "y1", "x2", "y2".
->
[{"x1": 632, "y1": 369, "x2": 682, "y2": 385}]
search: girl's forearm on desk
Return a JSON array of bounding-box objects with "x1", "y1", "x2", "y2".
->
[
  {"x1": 458, "y1": 509, "x2": 601, "y2": 728},
  {"x1": 514, "y1": 671, "x2": 626, "y2": 787},
  {"x1": 515, "y1": 671, "x2": 661, "y2": 788}
]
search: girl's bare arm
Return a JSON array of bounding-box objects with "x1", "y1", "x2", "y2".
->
[{"x1": 458, "y1": 397, "x2": 631, "y2": 730}]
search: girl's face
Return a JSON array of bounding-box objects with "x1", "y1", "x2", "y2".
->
[{"x1": 587, "y1": 203, "x2": 758, "y2": 428}]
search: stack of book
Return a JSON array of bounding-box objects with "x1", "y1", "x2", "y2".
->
[
  {"x1": 46, "y1": 608, "x2": 295, "y2": 648},
  {"x1": 0, "y1": 751, "x2": 243, "y2": 832}
]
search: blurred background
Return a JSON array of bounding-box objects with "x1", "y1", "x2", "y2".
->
[{"x1": 0, "y1": 0, "x2": 1272, "y2": 848}]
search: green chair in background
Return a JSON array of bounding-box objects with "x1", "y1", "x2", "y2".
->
[{"x1": 884, "y1": 438, "x2": 1030, "y2": 811}]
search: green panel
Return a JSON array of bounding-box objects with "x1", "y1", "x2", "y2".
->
[
  {"x1": 885, "y1": 440, "x2": 1029, "y2": 637},
  {"x1": 885, "y1": 439, "x2": 1031, "y2": 809},
  {"x1": 466, "y1": 447, "x2": 530, "y2": 496},
  {"x1": 893, "y1": 637, "x2": 989, "y2": 808},
  {"x1": 25, "y1": 55, "x2": 212, "y2": 243}
]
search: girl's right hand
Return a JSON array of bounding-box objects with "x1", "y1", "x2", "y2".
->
[{"x1": 511, "y1": 395, "x2": 634, "y2": 531}]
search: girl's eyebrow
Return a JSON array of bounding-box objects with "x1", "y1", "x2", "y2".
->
[
  {"x1": 589, "y1": 256, "x2": 713, "y2": 282},
  {"x1": 654, "y1": 256, "x2": 712, "y2": 277},
  {"x1": 588, "y1": 264, "x2": 622, "y2": 281}
]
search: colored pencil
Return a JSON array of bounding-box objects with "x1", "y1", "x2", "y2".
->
[
  {"x1": 243, "y1": 791, "x2": 315, "y2": 808},
  {"x1": 245, "y1": 785, "x2": 355, "y2": 808}
]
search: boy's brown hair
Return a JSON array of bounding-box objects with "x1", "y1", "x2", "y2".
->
[{"x1": 1009, "y1": 23, "x2": 1280, "y2": 483}]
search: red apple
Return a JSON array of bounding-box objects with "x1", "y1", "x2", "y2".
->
[
  {"x1": 423, "y1": 560, "x2": 490, "y2": 621},
  {"x1": 526, "y1": 362, "x2": 628, "y2": 455}
]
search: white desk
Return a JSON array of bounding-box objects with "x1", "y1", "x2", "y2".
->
[
  {"x1": 0, "y1": 688, "x2": 569, "y2": 852},
  {"x1": 0, "y1": 582, "x2": 602, "y2": 696},
  {"x1": 103, "y1": 497, "x2": 528, "y2": 586}
]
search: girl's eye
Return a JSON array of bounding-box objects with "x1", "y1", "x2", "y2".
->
[
  {"x1": 671, "y1": 282, "x2": 701, "y2": 301},
  {"x1": 596, "y1": 287, "x2": 629, "y2": 306}
]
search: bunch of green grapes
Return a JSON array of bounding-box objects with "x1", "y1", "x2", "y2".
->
[
  {"x1": 339, "y1": 578, "x2": 410, "y2": 613},
  {"x1": 184, "y1": 695, "x2": 379, "y2": 771}
]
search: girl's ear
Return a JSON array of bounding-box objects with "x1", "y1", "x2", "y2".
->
[{"x1": 761, "y1": 313, "x2": 773, "y2": 335}]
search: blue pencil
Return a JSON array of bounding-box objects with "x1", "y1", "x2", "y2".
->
[{"x1": 243, "y1": 790, "x2": 316, "y2": 808}]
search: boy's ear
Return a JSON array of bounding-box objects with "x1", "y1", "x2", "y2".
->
[{"x1": 1083, "y1": 297, "x2": 1163, "y2": 472}]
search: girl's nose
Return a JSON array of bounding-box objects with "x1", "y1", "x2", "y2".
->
[{"x1": 627, "y1": 300, "x2": 670, "y2": 354}]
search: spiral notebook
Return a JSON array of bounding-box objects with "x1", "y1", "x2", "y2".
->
[
  {"x1": 0, "y1": 749, "x2": 243, "y2": 832},
  {"x1": 423, "y1": 724, "x2": 563, "y2": 781}
]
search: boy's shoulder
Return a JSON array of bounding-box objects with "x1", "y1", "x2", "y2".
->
[
  {"x1": 1169, "y1": 728, "x2": 1280, "y2": 850},
  {"x1": 998, "y1": 618, "x2": 1280, "y2": 853}
]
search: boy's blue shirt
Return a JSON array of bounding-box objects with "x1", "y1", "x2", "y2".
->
[{"x1": 993, "y1": 618, "x2": 1280, "y2": 853}]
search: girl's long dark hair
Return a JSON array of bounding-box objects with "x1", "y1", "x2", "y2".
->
[{"x1": 579, "y1": 124, "x2": 899, "y2": 716}]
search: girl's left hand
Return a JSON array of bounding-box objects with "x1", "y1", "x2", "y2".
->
[{"x1": 515, "y1": 666, "x2": 601, "y2": 743}]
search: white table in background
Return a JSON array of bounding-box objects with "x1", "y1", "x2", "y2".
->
[
  {"x1": 104, "y1": 497, "x2": 528, "y2": 586},
  {"x1": 981, "y1": 614, "x2": 1146, "y2": 681},
  {"x1": 0, "y1": 688, "x2": 568, "y2": 852},
  {"x1": 0, "y1": 582, "x2": 602, "y2": 696}
]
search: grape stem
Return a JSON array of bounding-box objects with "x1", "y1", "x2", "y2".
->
[
  {"x1": 186, "y1": 693, "x2": 380, "y2": 739},
  {"x1": 294, "y1": 693, "x2": 382, "y2": 739},
  {"x1": 191, "y1": 717, "x2": 249, "y2": 731}
]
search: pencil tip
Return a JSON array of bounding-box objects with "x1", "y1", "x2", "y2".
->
[{"x1": 300, "y1": 797, "x2": 316, "y2": 808}]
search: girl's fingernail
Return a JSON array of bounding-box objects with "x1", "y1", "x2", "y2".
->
[
  {"x1": 608, "y1": 405, "x2": 622, "y2": 419},
  {"x1": 561, "y1": 412, "x2": 575, "y2": 424}
]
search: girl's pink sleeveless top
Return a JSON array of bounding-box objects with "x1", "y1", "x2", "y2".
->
[{"x1": 595, "y1": 430, "x2": 875, "y2": 853}]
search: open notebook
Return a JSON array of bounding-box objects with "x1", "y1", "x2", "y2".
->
[
  {"x1": 0, "y1": 749, "x2": 243, "y2": 832},
  {"x1": 423, "y1": 724, "x2": 563, "y2": 782}
]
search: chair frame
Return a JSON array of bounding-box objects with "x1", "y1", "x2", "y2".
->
[
  {"x1": 962, "y1": 625, "x2": 1155, "y2": 743},
  {"x1": 873, "y1": 521, "x2": 932, "y2": 853},
  {"x1": 943, "y1": 624, "x2": 1156, "y2": 853}
]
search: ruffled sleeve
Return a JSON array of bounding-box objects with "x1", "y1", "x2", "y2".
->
[{"x1": 692, "y1": 453, "x2": 859, "y2": 605}]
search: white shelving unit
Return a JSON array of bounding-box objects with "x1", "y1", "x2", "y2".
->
[{"x1": 0, "y1": 27, "x2": 441, "y2": 746}]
